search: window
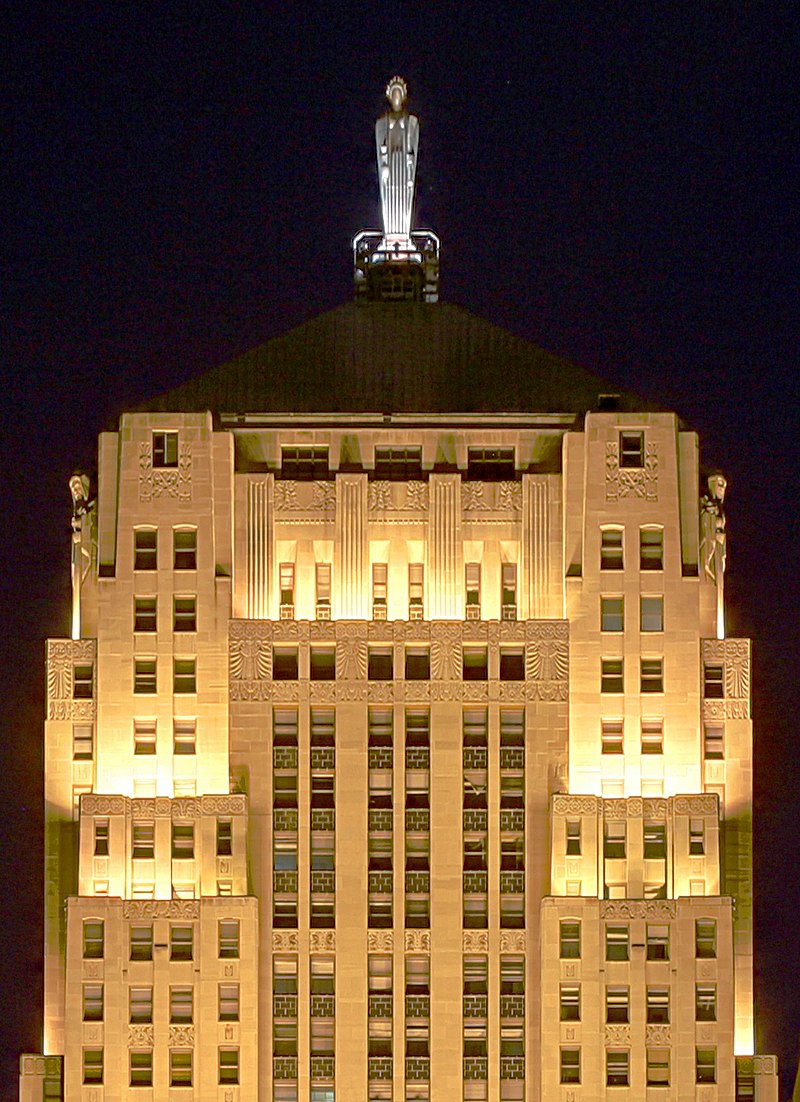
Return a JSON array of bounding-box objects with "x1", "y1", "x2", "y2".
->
[
  {"x1": 134, "y1": 596, "x2": 157, "y2": 632},
  {"x1": 72, "y1": 664, "x2": 93, "y2": 699},
  {"x1": 647, "y1": 1048, "x2": 669, "y2": 1087},
  {"x1": 601, "y1": 718, "x2": 623, "y2": 754},
  {"x1": 606, "y1": 986, "x2": 629, "y2": 1023},
  {"x1": 130, "y1": 987, "x2": 153, "y2": 1024},
  {"x1": 601, "y1": 596, "x2": 624, "y2": 632},
  {"x1": 499, "y1": 648, "x2": 524, "y2": 680},
  {"x1": 368, "y1": 646, "x2": 393, "y2": 680},
  {"x1": 170, "y1": 925, "x2": 193, "y2": 961},
  {"x1": 501, "y1": 563, "x2": 517, "y2": 619},
  {"x1": 605, "y1": 925, "x2": 629, "y2": 961},
  {"x1": 134, "y1": 528, "x2": 157, "y2": 571},
  {"x1": 640, "y1": 528, "x2": 663, "y2": 570},
  {"x1": 171, "y1": 824, "x2": 194, "y2": 859},
  {"x1": 695, "y1": 919, "x2": 716, "y2": 958},
  {"x1": 132, "y1": 822, "x2": 155, "y2": 859},
  {"x1": 153, "y1": 430, "x2": 178, "y2": 468},
  {"x1": 219, "y1": 1048, "x2": 240, "y2": 1085},
  {"x1": 641, "y1": 595, "x2": 663, "y2": 632},
  {"x1": 465, "y1": 563, "x2": 481, "y2": 614},
  {"x1": 173, "y1": 596, "x2": 196, "y2": 632},
  {"x1": 83, "y1": 1050, "x2": 103, "y2": 1085},
  {"x1": 405, "y1": 647, "x2": 430, "y2": 680},
  {"x1": 606, "y1": 1050, "x2": 629, "y2": 1087},
  {"x1": 173, "y1": 658, "x2": 196, "y2": 694},
  {"x1": 173, "y1": 528, "x2": 197, "y2": 571},
  {"x1": 560, "y1": 984, "x2": 580, "y2": 1021},
  {"x1": 310, "y1": 647, "x2": 336, "y2": 680},
  {"x1": 133, "y1": 719, "x2": 156, "y2": 754},
  {"x1": 696, "y1": 1048, "x2": 716, "y2": 1084},
  {"x1": 604, "y1": 823, "x2": 626, "y2": 860},
  {"x1": 462, "y1": 647, "x2": 488, "y2": 681},
  {"x1": 83, "y1": 984, "x2": 103, "y2": 1021},
  {"x1": 279, "y1": 562, "x2": 295, "y2": 613},
  {"x1": 219, "y1": 919, "x2": 240, "y2": 959},
  {"x1": 375, "y1": 446, "x2": 422, "y2": 480},
  {"x1": 559, "y1": 921, "x2": 580, "y2": 959},
  {"x1": 644, "y1": 823, "x2": 667, "y2": 859},
  {"x1": 174, "y1": 719, "x2": 196, "y2": 755},
  {"x1": 560, "y1": 1048, "x2": 580, "y2": 1084},
  {"x1": 641, "y1": 658, "x2": 663, "y2": 693},
  {"x1": 696, "y1": 984, "x2": 717, "y2": 1021},
  {"x1": 601, "y1": 528, "x2": 624, "y2": 570},
  {"x1": 409, "y1": 563, "x2": 424, "y2": 614},
  {"x1": 281, "y1": 446, "x2": 329, "y2": 480},
  {"x1": 646, "y1": 923, "x2": 669, "y2": 961},
  {"x1": 690, "y1": 819, "x2": 705, "y2": 855},
  {"x1": 704, "y1": 664, "x2": 724, "y2": 698},
  {"x1": 130, "y1": 926, "x2": 153, "y2": 961},
  {"x1": 170, "y1": 986, "x2": 193, "y2": 1024},
  {"x1": 601, "y1": 659, "x2": 623, "y2": 693},
  {"x1": 566, "y1": 820, "x2": 581, "y2": 856},
  {"x1": 83, "y1": 920, "x2": 103, "y2": 959},
  {"x1": 372, "y1": 562, "x2": 388, "y2": 617},
  {"x1": 130, "y1": 1050, "x2": 153, "y2": 1087},
  {"x1": 467, "y1": 447, "x2": 515, "y2": 480},
  {"x1": 216, "y1": 819, "x2": 233, "y2": 857},
  {"x1": 273, "y1": 646, "x2": 299, "y2": 679},
  {"x1": 170, "y1": 1050, "x2": 192, "y2": 1088},
  {"x1": 315, "y1": 563, "x2": 332, "y2": 616},
  {"x1": 619, "y1": 430, "x2": 644, "y2": 468},
  {"x1": 641, "y1": 718, "x2": 663, "y2": 754},
  {"x1": 72, "y1": 723, "x2": 93, "y2": 760},
  {"x1": 647, "y1": 987, "x2": 670, "y2": 1024},
  {"x1": 703, "y1": 723, "x2": 724, "y2": 759},
  {"x1": 219, "y1": 983, "x2": 240, "y2": 1022},
  {"x1": 134, "y1": 659, "x2": 157, "y2": 695},
  {"x1": 93, "y1": 820, "x2": 109, "y2": 857}
]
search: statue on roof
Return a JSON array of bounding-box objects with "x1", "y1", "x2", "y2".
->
[{"x1": 376, "y1": 76, "x2": 419, "y2": 252}]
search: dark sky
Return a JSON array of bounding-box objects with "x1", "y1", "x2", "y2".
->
[{"x1": 1, "y1": 3, "x2": 798, "y2": 1096}]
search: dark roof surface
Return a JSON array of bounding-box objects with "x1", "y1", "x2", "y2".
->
[{"x1": 143, "y1": 301, "x2": 654, "y2": 416}]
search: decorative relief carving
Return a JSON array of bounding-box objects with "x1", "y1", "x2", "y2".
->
[
  {"x1": 335, "y1": 633, "x2": 367, "y2": 680},
  {"x1": 312, "y1": 481, "x2": 336, "y2": 509},
  {"x1": 309, "y1": 683, "x2": 337, "y2": 703},
  {"x1": 309, "y1": 930, "x2": 336, "y2": 952},
  {"x1": 128, "y1": 1025, "x2": 154, "y2": 1046},
  {"x1": 122, "y1": 900, "x2": 199, "y2": 919},
  {"x1": 430, "y1": 683, "x2": 464, "y2": 701},
  {"x1": 81, "y1": 796, "x2": 126, "y2": 816},
  {"x1": 753, "y1": 1056, "x2": 777, "y2": 1074},
  {"x1": 367, "y1": 683, "x2": 394, "y2": 703},
  {"x1": 526, "y1": 623, "x2": 568, "y2": 683},
  {"x1": 139, "y1": 440, "x2": 192, "y2": 502},
  {"x1": 553, "y1": 796, "x2": 598, "y2": 816},
  {"x1": 462, "y1": 931, "x2": 489, "y2": 952},
  {"x1": 272, "y1": 682, "x2": 299, "y2": 702},
  {"x1": 230, "y1": 621, "x2": 272, "y2": 691},
  {"x1": 82, "y1": 962, "x2": 102, "y2": 978},
  {"x1": 498, "y1": 481, "x2": 522, "y2": 511},
  {"x1": 645, "y1": 1025, "x2": 672, "y2": 1045},
  {"x1": 404, "y1": 682, "x2": 431, "y2": 703},
  {"x1": 605, "y1": 439, "x2": 658, "y2": 502},
  {"x1": 499, "y1": 931, "x2": 527, "y2": 952},
  {"x1": 673, "y1": 795, "x2": 718, "y2": 815},
  {"x1": 368, "y1": 481, "x2": 392, "y2": 511},
  {"x1": 368, "y1": 930, "x2": 394, "y2": 952},
  {"x1": 396, "y1": 619, "x2": 431, "y2": 641},
  {"x1": 641, "y1": 798, "x2": 668, "y2": 818},
  {"x1": 497, "y1": 682, "x2": 525, "y2": 702},
  {"x1": 308, "y1": 620, "x2": 335, "y2": 641},
  {"x1": 431, "y1": 624, "x2": 462, "y2": 680},
  {"x1": 461, "y1": 482, "x2": 488, "y2": 511},
  {"x1": 604, "y1": 1025, "x2": 631, "y2": 1045},
  {"x1": 46, "y1": 639, "x2": 96, "y2": 720},
  {"x1": 272, "y1": 931, "x2": 299, "y2": 951},
  {"x1": 405, "y1": 481, "x2": 428, "y2": 511},
  {"x1": 404, "y1": 930, "x2": 430, "y2": 952},
  {"x1": 274, "y1": 481, "x2": 298, "y2": 510},
  {"x1": 201, "y1": 795, "x2": 246, "y2": 815},
  {"x1": 335, "y1": 684, "x2": 368, "y2": 702},
  {"x1": 169, "y1": 1026, "x2": 195, "y2": 1046},
  {"x1": 600, "y1": 900, "x2": 677, "y2": 919}
]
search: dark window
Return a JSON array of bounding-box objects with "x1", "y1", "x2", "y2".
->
[
  {"x1": 647, "y1": 987, "x2": 670, "y2": 1024},
  {"x1": 273, "y1": 647, "x2": 298, "y2": 680},
  {"x1": 560, "y1": 1049, "x2": 580, "y2": 1084},
  {"x1": 173, "y1": 597, "x2": 196, "y2": 632},
  {"x1": 134, "y1": 529, "x2": 157, "y2": 571},
  {"x1": 690, "y1": 819, "x2": 705, "y2": 855},
  {"x1": 640, "y1": 528, "x2": 663, "y2": 570},
  {"x1": 73, "y1": 665, "x2": 93, "y2": 699},
  {"x1": 374, "y1": 447, "x2": 423, "y2": 480},
  {"x1": 646, "y1": 924, "x2": 669, "y2": 961},
  {"x1": 368, "y1": 647, "x2": 393, "y2": 680},
  {"x1": 130, "y1": 926, "x2": 153, "y2": 961},
  {"x1": 641, "y1": 596, "x2": 664, "y2": 632},
  {"x1": 310, "y1": 647, "x2": 336, "y2": 680},
  {"x1": 703, "y1": 723, "x2": 724, "y2": 758},
  {"x1": 696, "y1": 984, "x2": 716, "y2": 1021},
  {"x1": 606, "y1": 1050, "x2": 629, "y2": 1087},
  {"x1": 83, "y1": 1050, "x2": 103, "y2": 1085},
  {"x1": 606, "y1": 986, "x2": 629, "y2": 1023},
  {"x1": 696, "y1": 1048, "x2": 716, "y2": 1084},
  {"x1": 153, "y1": 431, "x2": 178, "y2": 468},
  {"x1": 604, "y1": 824, "x2": 626, "y2": 860},
  {"x1": 601, "y1": 528, "x2": 623, "y2": 570},
  {"x1": 132, "y1": 822, "x2": 155, "y2": 859},
  {"x1": 641, "y1": 658, "x2": 664, "y2": 693},
  {"x1": 559, "y1": 921, "x2": 580, "y2": 959},
  {"x1": 560, "y1": 984, "x2": 580, "y2": 1022},
  {"x1": 281, "y1": 446, "x2": 329, "y2": 480},
  {"x1": 601, "y1": 596, "x2": 624, "y2": 632},
  {"x1": 134, "y1": 659, "x2": 157, "y2": 694},
  {"x1": 170, "y1": 925, "x2": 193, "y2": 961},
  {"x1": 171, "y1": 824, "x2": 194, "y2": 860},
  {"x1": 218, "y1": 1050, "x2": 239, "y2": 1086},
  {"x1": 170, "y1": 1051, "x2": 192, "y2": 1088},
  {"x1": 134, "y1": 597, "x2": 157, "y2": 632},
  {"x1": 695, "y1": 920, "x2": 716, "y2": 959},
  {"x1": 93, "y1": 820, "x2": 109, "y2": 857},
  {"x1": 704, "y1": 665, "x2": 724, "y2": 698},
  {"x1": 601, "y1": 659, "x2": 624, "y2": 693},
  {"x1": 173, "y1": 529, "x2": 197, "y2": 570},
  {"x1": 605, "y1": 925, "x2": 629, "y2": 961},
  {"x1": 173, "y1": 658, "x2": 196, "y2": 694},
  {"x1": 499, "y1": 649, "x2": 524, "y2": 680},
  {"x1": 467, "y1": 447, "x2": 515, "y2": 480},
  {"x1": 566, "y1": 820, "x2": 581, "y2": 855},
  {"x1": 644, "y1": 823, "x2": 667, "y2": 859},
  {"x1": 217, "y1": 819, "x2": 233, "y2": 857},
  {"x1": 83, "y1": 921, "x2": 104, "y2": 959},
  {"x1": 405, "y1": 648, "x2": 430, "y2": 680},
  {"x1": 619, "y1": 431, "x2": 644, "y2": 468},
  {"x1": 462, "y1": 647, "x2": 488, "y2": 681},
  {"x1": 219, "y1": 920, "x2": 239, "y2": 959}
]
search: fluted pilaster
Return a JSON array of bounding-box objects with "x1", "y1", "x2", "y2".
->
[
  {"x1": 428, "y1": 474, "x2": 463, "y2": 620},
  {"x1": 334, "y1": 474, "x2": 368, "y2": 619},
  {"x1": 246, "y1": 475, "x2": 273, "y2": 619}
]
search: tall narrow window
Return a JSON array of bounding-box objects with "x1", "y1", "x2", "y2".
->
[
  {"x1": 465, "y1": 563, "x2": 481, "y2": 618},
  {"x1": 601, "y1": 659, "x2": 624, "y2": 693},
  {"x1": 173, "y1": 658, "x2": 196, "y2": 694},
  {"x1": 641, "y1": 658, "x2": 664, "y2": 693},
  {"x1": 83, "y1": 921, "x2": 104, "y2": 959},
  {"x1": 173, "y1": 528, "x2": 197, "y2": 570},
  {"x1": 315, "y1": 563, "x2": 331, "y2": 618},
  {"x1": 134, "y1": 659, "x2": 157, "y2": 695},
  {"x1": 409, "y1": 563, "x2": 424, "y2": 619},
  {"x1": 219, "y1": 920, "x2": 240, "y2": 959},
  {"x1": 600, "y1": 528, "x2": 623, "y2": 570},
  {"x1": 641, "y1": 595, "x2": 664, "y2": 632},
  {"x1": 133, "y1": 719, "x2": 156, "y2": 754},
  {"x1": 559, "y1": 921, "x2": 580, "y2": 959},
  {"x1": 73, "y1": 724, "x2": 93, "y2": 760},
  {"x1": 703, "y1": 665, "x2": 724, "y2": 698},
  {"x1": 173, "y1": 719, "x2": 196, "y2": 755},
  {"x1": 93, "y1": 820, "x2": 109, "y2": 857},
  {"x1": 130, "y1": 987, "x2": 153, "y2": 1023},
  {"x1": 703, "y1": 723, "x2": 724, "y2": 758},
  {"x1": 601, "y1": 596, "x2": 624, "y2": 632},
  {"x1": 134, "y1": 596, "x2": 157, "y2": 632},
  {"x1": 153, "y1": 431, "x2": 178, "y2": 468},
  {"x1": 601, "y1": 719, "x2": 624, "y2": 754},
  {"x1": 641, "y1": 718, "x2": 663, "y2": 754},
  {"x1": 134, "y1": 528, "x2": 157, "y2": 571},
  {"x1": 695, "y1": 919, "x2": 716, "y2": 959},
  {"x1": 640, "y1": 527, "x2": 664, "y2": 570},
  {"x1": 501, "y1": 563, "x2": 517, "y2": 620},
  {"x1": 560, "y1": 984, "x2": 580, "y2": 1021},
  {"x1": 83, "y1": 984, "x2": 103, "y2": 1021},
  {"x1": 372, "y1": 562, "x2": 388, "y2": 619},
  {"x1": 173, "y1": 596, "x2": 196, "y2": 632},
  {"x1": 619, "y1": 431, "x2": 644, "y2": 468},
  {"x1": 280, "y1": 563, "x2": 295, "y2": 617}
]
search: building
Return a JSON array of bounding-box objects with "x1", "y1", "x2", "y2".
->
[{"x1": 20, "y1": 78, "x2": 779, "y2": 1101}]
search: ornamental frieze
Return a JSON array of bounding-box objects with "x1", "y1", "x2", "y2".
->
[
  {"x1": 122, "y1": 900, "x2": 200, "y2": 919},
  {"x1": 604, "y1": 1025, "x2": 631, "y2": 1045},
  {"x1": 605, "y1": 439, "x2": 658, "y2": 502},
  {"x1": 272, "y1": 930, "x2": 299, "y2": 951},
  {"x1": 169, "y1": 1026, "x2": 195, "y2": 1046},
  {"x1": 335, "y1": 630, "x2": 367, "y2": 680},
  {"x1": 404, "y1": 930, "x2": 430, "y2": 952},
  {"x1": 645, "y1": 1025, "x2": 671, "y2": 1045},
  {"x1": 600, "y1": 899, "x2": 677, "y2": 919},
  {"x1": 367, "y1": 930, "x2": 394, "y2": 952},
  {"x1": 139, "y1": 441, "x2": 192, "y2": 502},
  {"x1": 553, "y1": 796, "x2": 599, "y2": 816},
  {"x1": 310, "y1": 930, "x2": 336, "y2": 952},
  {"x1": 462, "y1": 931, "x2": 489, "y2": 952},
  {"x1": 81, "y1": 796, "x2": 126, "y2": 816},
  {"x1": 128, "y1": 1025, "x2": 154, "y2": 1046},
  {"x1": 673, "y1": 795, "x2": 718, "y2": 815},
  {"x1": 499, "y1": 931, "x2": 527, "y2": 952}
]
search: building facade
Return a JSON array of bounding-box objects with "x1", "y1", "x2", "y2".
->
[{"x1": 21, "y1": 81, "x2": 778, "y2": 1101}]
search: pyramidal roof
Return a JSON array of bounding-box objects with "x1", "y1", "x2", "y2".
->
[{"x1": 143, "y1": 300, "x2": 653, "y2": 418}]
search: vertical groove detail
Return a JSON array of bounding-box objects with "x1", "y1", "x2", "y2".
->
[
  {"x1": 429, "y1": 475, "x2": 462, "y2": 620},
  {"x1": 247, "y1": 476, "x2": 272, "y2": 619},
  {"x1": 523, "y1": 476, "x2": 550, "y2": 620},
  {"x1": 335, "y1": 475, "x2": 368, "y2": 619}
]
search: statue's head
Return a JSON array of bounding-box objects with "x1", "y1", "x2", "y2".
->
[
  {"x1": 70, "y1": 473, "x2": 89, "y2": 507},
  {"x1": 386, "y1": 76, "x2": 408, "y2": 113},
  {"x1": 708, "y1": 473, "x2": 727, "y2": 502}
]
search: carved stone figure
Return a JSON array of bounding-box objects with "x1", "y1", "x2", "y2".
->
[
  {"x1": 700, "y1": 473, "x2": 727, "y2": 638},
  {"x1": 376, "y1": 76, "x2": 419, "y2": 251},
  {"x1": 69, "y1": 473, "x2": 92, "y2": 641}
]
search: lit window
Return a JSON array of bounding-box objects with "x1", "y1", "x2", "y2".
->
[
  {"x1": 134, "y1": 596, "x2": 157, "y2": 632},
  {"x1": 133, "y1": 719, "x2": 156, "y2": 754},
  {"x1": 130, "y1": 926, "x2": 153, "y2": 961},
  {"x1": 174, "y1": 596, "x2": 196, "y2": 632},
  {"x1": 606, "y1": 986, "x2": 629, "y2": 1023},
  {"x1": 170, "y1": 925, "x2": 193, "y2": 961},
  {"x1": 134, "y1": 659, "x2": 157, "y2": 695},
  {"x1": 703, "y1": 723, "x2": 724, "y2": 759},
  {"x1": 560, "y1": 984, "x2": 580, "y2": 1021},
  {"x1": 560, "y1": 1048, "x2": 580, "y2": 1084},
  {"x1": 170, "y1": 986, "x2": 193, "y2": 1024},
  {"x1": 173, "y1": 719, "x2": 196, "y2": 755},
  {"x1": 647, "y1": 987, "x2": 670, "y2": 1023},
  {"x1": 465, "y1": 562, "x2": 481, "y2": 614},
  {"x1": 605, "y1": 924, "x2": 629, "y2": 961},
  {"x1": 132, "y1": 822, "x2": 155, "y2": 859},
  {"x1": 641, "y1": 719, "x2": 663, "y2": 754},
  {"x1": 219, "y1": 920, "x2": 239, "y2": 959},
  {"x1": 281, "y1": 446, "x2": 329, "y2": 480},
  {"x1": 375, "y1": 446, "x2": 422, "y2": 480},
  {"x1": 315, "y1": 563, "x2": 332, "y2": 616},
  {"x1": 83, "y1": 984, "x2": 103, "y2": 1022},
  {"x1": 566, "y1": 820, "x2": 581, "y2": 855},
  {"x1": 170, "y1": 1050, "x2": 192, "y2": 1088},
  {"x1": 696, "y1": 1048, "x2": 716, "y2": 1084},
  {"x1": 409, "y1": 563, "x2": 424, "y2": 615},
  {"x1": 372, "y1": 562, "x2": 388, "y2": 618},
  {"x1": 173, "y1": 658, "x2": 196, "y2": 694},
  {"x1": 93, "y1": 820, "x2": 109, "y2": 857},
  {"x1": 72, "y1": 723, "x2": 93, "y2": 760},
  {"x1": 646, "y1": 923, "x2": 669, "y2": 961},
  {"x1": 152, "y1": 431, "x2": 178, "y2": 468},
  {"x1": 279, "y1": 562, "x2": 295, "y2": 614},
  {"x1": 619, "y1": 431, "x2": 644, "y2": 468},
  {"x1": 695, "y1": 920, "x2": 716, "y2": 959},
  {"x1": 601, "y1": 659, "x2": 623, "y2": 693},
  {"x1": 73, "y1": 664, "x2": 93, "y2": 699},
  {"x1": 219, "y1": 983, "x2": 240, "y2": 1022},
  {"x1": 82, "y1": 920, "x2": 103, "y2": 959},
  {"x1": 129, "y1": 987, "x2": 152, "y2": 1024},
  {"x1": 606, "y1": 1049, "x2": 629, "y2": 1087},
  {"x1": 601, "y1": 596, "x2": 624, "y2": 632},
  {"x1": 640, "y1": 527, "x2": 663, "y2": 570},
  {"x1": 696, "y1": 984, "x2": 716, "y2": 1021},
  {"x1": 501, "y1": 563, "x2": 517, "y2": 619},
  {"x1": 601, "y1": 528, "x2": 624, "y2": 570},
  {"x1": 83, "y1": 1050, "x2": 103, "y2": 1085},
  {"x1": 219, "y1": 1049, "x2": 240, "y2": 1085},
  {"x1": 559, "y1": 921, "x2": 580, "y2": 959},
  {"x1": 641, "y1": 595, "x2": 663, "y2": 631},
  {"x1": 130, "y1": 1050, "x2": 153, "y2": 1088},
  {"x1": 601, "y1": 718, "x2": 624, "y2": 754},
  {"x1": 173, "y1": 528, "x2": 197, "y2": 570},
  {"x1": 641, "y1": 658, "x2": 664, "y2": 693},
  {"x1": 647, "y1": 1048, "x2": 669, "y2": 1087},
  {"x1": 134, "y1": 528, "x2": 157, "y2": 571}
]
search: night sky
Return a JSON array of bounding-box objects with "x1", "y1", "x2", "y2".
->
[{"x1": 1, "y1": 4, "x2": 798, "y2": 1096}]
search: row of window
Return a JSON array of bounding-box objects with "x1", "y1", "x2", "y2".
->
[
  {"x1": 559, "y1": 918, "x2": 717, "y2": 961},
  {"x1": 133, "y1": 657, "x2": 196, "y2": 694},
  {"x1": 134, "y1": 527, "x2": 196, "y2": 571},
  {"x1": 600, "y1": 657, "x2": 664, "y2": 693},
  {"x1": 560, "y1": 1046, "x2": 717, "y2": 1087},
  {"x1": 83, "y1": 1047, "x2": 239, "y2": 1088},
  {"x1": 134, "y1": 595, "x2": 196, "y2": 632},
  {"x1": 598, "y1": 717, "x2": 725, "y2": 759},
  {"x1": 563, "y1": 817, "x2": 706, "y2": 858},
  {"x1": 559, "y1": 980, "x2": 717, "y2": 1024},
  {"x1": 82, "y1": 919, "x2": 239, "y2": 960},
  {"x1": 93, "y1": 817, "x2": 232, "y2": 859},
  {"x1": 600, "y1": 595, "x2": 663, "y2": 632},
  {"x1": 600, "y1": 526, "x2": 663, "y2": 570},
  {"x1": 83, "y1": 982, "x2": 239, "y2": 1023}
]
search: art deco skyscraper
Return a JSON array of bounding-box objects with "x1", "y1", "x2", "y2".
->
[{"x1": 21, "y1": 79, "x2": 779, "y2": 1102}]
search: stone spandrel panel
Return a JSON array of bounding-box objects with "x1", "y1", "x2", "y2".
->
[
  {"x1": 702, "y1": 637, "x2": 751, "y2": 719},
  {"x1": 46, "y1": 638, "x2": 96, "y2": 721}
]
